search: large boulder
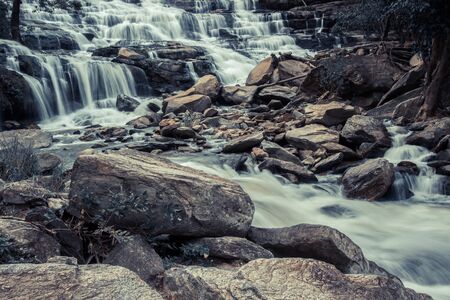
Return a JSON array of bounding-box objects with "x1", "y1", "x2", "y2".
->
[
  {"x1": 222, "y1": 132, "x2": 264, "y2": 153},
  {"x1": 342, "y1": 158, "x2": 394, "y2": 201},
  {"x1": 405, "y1": 118, "x2": 450, "y2": 149},
  {"x1": 340, "y1": 115, "x2": 391, "y2": 148},
  {"x1": 246, "y1": 56, "x2": 277, "y2": 86},
  {"x1": 248, "y1": 224, "x2": 379, "y2": 275},
  {"x1": 163, "y1": 258, "x2": 430, "y2": 300},
  {"x1": 0, "y1": 218, "x2": 60, "y2": 263},
  {"x1": 276, "y1": 59, "x2": 311, "y2": 85},
  {"x1": 104, "y1": 235, "x2": 164, "y2": 284},
  {"x1": 258, "y1": 158, "x2": 318, "y2": 183},
  {"x1": 183, "y1": 236, "x2": 273, "y2": 262},
  {"x1": 0, "y1": 259, "x2": 164, "y2": 299},
  {"x1": 305, "y1": 101, "x2": 356, "y2": 126},
  {"x1": 69, "y1": 149, "x2": 254, "y2": 237},
  {"x1": 163, "y1": 94, "x2": 211, "y2": 114},
  {"x1": 285, "y1": 124, "x2": 339, "y2": 150},
  {"x1": 220, "y1": 85, "x2": 257, "y2": 104},
  {"x1": 0, "y1": 129, "x2": 52, "y2": 149}
]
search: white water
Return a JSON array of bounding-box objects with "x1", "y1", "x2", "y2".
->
[{"x1": 172, "y1": 124, "x2": 450, "y2": 300}]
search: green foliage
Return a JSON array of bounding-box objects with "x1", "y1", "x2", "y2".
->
[{"x1": 0, "y1": 137, "x2": 40, "y2": 182}]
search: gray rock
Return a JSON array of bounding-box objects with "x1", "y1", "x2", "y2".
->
[
  {"x1": 36, "y1": 152, "x2": 62, "y2": 174},
  {"x1": 258, "y1": 158, "x2": 317, "y2": 183},
  {"x1": 163, "y1": 258, "x2": 430, "y2": 300},
  {"x1": 341, "y1": 115, "x2": 391, "y2": 148},
  {"x1": 0, "y1": 218, "x2": 60, "y2": 263},
  {"x1": 247, "y1": 224, "x2": 381, "y2": 275},
  {"x1": 406, "y1": 118, "x2": 450, "y2": 149},
  {"x1": 184, "y1": 236, "x2": 273, "y2": 262},
  {"x1": 305, "y1": 101, "x2": 356, "y2": 126},
  {"x1": 261, "y1": 140, "x2": 302, "y2": 165},
  {"x1": 342, "y1": 158, "x2": 394, "y2": 201},
  {"x1": 116, "y1": 94, "x2": 140, "y2": 112},
  {"x1": 221, "y1": 85, "x2": 257, "y2": 104},
  {"x1": 313, "y1": 153, "x2": 344, "y2": 173},
  {"x1": 104, "y1": 235, "x2": 164, "y2": 284},
  {"x1": 69, "y1": 149, "x2": 254, "y2": 237},
  {"x1": 285, "y1": 124, "x2": 339, "y2": 150},
  {"x1": 0, "y1": 129, "x2": 52, "y2": 149},
  {"x1": 222, "y1": 132, "x2": 264, "y2": 153},
  {"x1": 0, "y1": 261, "x2": 164, "y2": 299}
]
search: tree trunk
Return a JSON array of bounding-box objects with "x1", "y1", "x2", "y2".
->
[
  {"x1": 416, "y1": 33, "x2": 450, "y2": 120},
  {"x1": 11, "y1": 0, "x2": 22, "y2": 42}
]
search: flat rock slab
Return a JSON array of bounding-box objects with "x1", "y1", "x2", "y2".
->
[
  {"x1": 0, "y1": 261, "x2": 164, "y2": 299},
  {"x1": 285, "y1": 124, "x2": 339, "y2": 150},
  {"x1": 69, "y1": 149, "x2": 254, "y2": 237},
  {"x1": 163, "y1": 258, "x2": 430, "y2": 300},
  {"x1": 0, "y1": 129, "x2": 52, "y2": 149},
  {"x1": 222, "y1": 132, "x2": 264, "y2": 153}
]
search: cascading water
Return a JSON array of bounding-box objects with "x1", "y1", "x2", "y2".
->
[{"x1": 171, "y1": 123, "x2": 450, "y2": 300}]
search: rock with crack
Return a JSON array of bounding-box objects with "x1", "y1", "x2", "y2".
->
[
  {"x1": 342, "y1": 158, "x2": 394, "y2": 201},
  {"x1": 246, "y1": 56, "x2": 277, "y2": 86},
  {"x1": 0, "y1": 258, "x2": 164, "y2": 299},
  {"x1": 69, "y1": 149, "x2": 254, "y2": 237},
  {"x1": 163, "y1": 258, "x2": 430, "y2": 300}
]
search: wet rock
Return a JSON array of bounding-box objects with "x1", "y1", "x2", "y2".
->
[
  {"x1": 169, "y1": 126, "x2": 198, "y2": 139},
  {"x1": 365, "y1": 88, "x2": 422, "y2": 120},
  {"x1": 257, "y1": 85, "x2": 297, "y2": 104},
  {"x1": 69, "y1": 149, "x2": 254, "y2": 237},
  {"x1": 163, "y1": 94, "x2": 211, "y2": 114},
  {"x1": 405, "y1": 118, "x2": 450, "y2": 149},
  {"x1": 0, "y1": 129, "x2": 52, "y2": 149},
  {"x1": 36, "y1": 153, "x2": 62, "y2": 174},
  {"x1": 184, "y1": 236, "x2": 273, "y2": 262},
  {"x1": 147, "y1": 102, "x2": 161, "y2": 113},
  {"x1": 246, "y1": 55, "x2": 277, "y2": 86},
  {"x1": 342, "y1": 158, "x2": 394, "y2": 201},
  {"x1": 248, "y1": 224, "x2": 378, "y2": 275},
  {"x1": 222, "y1": 132, "x2": 264, "y2": 153},
  {"x1": 0, "y1": 218, "x2": 60, "y2": 263},
  {"x1": 305, "y1": 101, "x2": 356, "y2": 126},
  {"x1": 258, "y1": 158, "x2": 317, "y2": 183},
  {"x1": 322, "y1": 142, "x2": 359, "y2": 160},
  {"x1": 285, "y1": 124, "x2": 339, "y2": 150},
  {"x1": 118, "y1": 47, "x2": 145, "y2": 60},
  {"x1": 116, "y1": 94, "x2": 140, "y2": 112},
  {"x1": 313, "y1": 153, "x2": 344, "y2": 173},
  {"x1": 220, "y1": 85, "x2": 257, "y2": 104},
  {"x1": 0, "y1": 260, "x2": 164, "y2": 299},
  {"x1": 341, "y1": 115, "x2": 391, "y2": 148},
  {"x1": 395, "y1": 161, "x2": 420, "y2": 176},
  {"x1": 104, "y1": 235, "x2": 164, "y2": 284},
  {"x1": 163, "y1": 258, "x2": 429, "y2": 300}
]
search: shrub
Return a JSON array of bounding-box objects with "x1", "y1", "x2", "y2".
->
[{"x1": 0, "y1": 137, "x2": 40, "y2": 182}]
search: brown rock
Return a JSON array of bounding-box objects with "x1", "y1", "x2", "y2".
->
[
  {"x1": 222, "y1": 132, "x2": 264, "y2": 153},
  {"x1": 305, "y1": 101, "x2": 356, "y2": 126},
  {"x1": 258, "y1": 158, "x2": 317, "y2": 183},
  {"x1": 342, "y1": 158, "x2": 394, "y2": 201},
  {"x1": 164, "y1": 94, "x2": 211, "y2": 114},
  {"x1": 69, "y1": 149, "x2": 254, "y2": 237},
  {"x1": 285, "y1": 124, "x2": 339, "y2": 150},
  {"x1": 246, "y1": 56, "x2": 277, "y2": 86},
  {"x1": 220, "y1": 85, "x2": 257, "y2": 104},
  {"x1": 0, "y1": 129, "x2": 52, "y2": 149}
]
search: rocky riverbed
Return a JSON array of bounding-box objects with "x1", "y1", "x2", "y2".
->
[{"x1": 1, "y1": 0, "x2": 450, "y2": 299}]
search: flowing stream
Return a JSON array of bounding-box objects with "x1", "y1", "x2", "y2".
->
[{"x1": 1, "y1": 0, "x2": 449, "y2": 299}]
